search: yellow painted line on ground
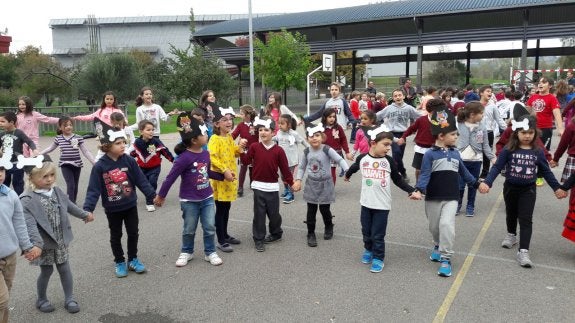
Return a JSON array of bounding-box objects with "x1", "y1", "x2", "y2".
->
[{"x1": 433, "y1": 193, "x2": 504, "y2": 323}]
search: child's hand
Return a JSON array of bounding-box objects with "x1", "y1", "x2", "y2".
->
[
  {"x1": 239, "y1": 138, "x2": 248, "y2": 149},
  {"x1": 224, "y1": 170, "x2": 235, "y2": 182},
  {"x1": 396, "y1": 138, "x2": 406, "y2": 146},
  {"x1": 555, "y1": 189, "x2": 568, "y2": 199},
  {"x1": 549, "y1": 160, "x2": 558, "y2": 168},
  {"x1": 84, "y1": 213, "x2": 94, "y2": 223},
  {"x1": 409, "y1": 191, "x2": 422, "y2": 200},
  {"x1": 292, "y1": 181, "x2": 301, "y2": 192},
  {"x1": 153, "y1": 196, "x2": 165, "y2": 207},
  {"x1": 31, "y1": 149, "x2": 40, "y2": 157},
  {"x1": 25, "y1": 246, "x2": 42, "y2": 261},
  {"x1": 345, "y1": 152, "x2": 354, "y2": 161},
  {"x1": 490, "y1": 158, "x2": 497, "y2": 165},
  {"x1": 343, "y1": 176, "x2": 350, "y2": 182},
  {"x1": 478, "y1": 182, "x2": 490, "y2": 194}
]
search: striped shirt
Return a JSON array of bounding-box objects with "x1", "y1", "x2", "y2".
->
[{"x1": 41, "y1": 134, "x2": 95, "y2": 168}]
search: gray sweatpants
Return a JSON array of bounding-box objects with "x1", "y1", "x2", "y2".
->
[{"x1": 425, "y1": 200, "x2": 457, "y2": 259}]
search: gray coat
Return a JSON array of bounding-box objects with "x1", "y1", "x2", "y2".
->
[{"x1": 22, "y1": 187, "x2": 88, "y2": 250}]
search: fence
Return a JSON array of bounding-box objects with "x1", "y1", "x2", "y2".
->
[{"x1": 0, "y1": 105, "x2": 128, "y2": 135}]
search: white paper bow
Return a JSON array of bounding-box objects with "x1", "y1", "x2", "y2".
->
[
  {"x1": 254, "y1": 116, "x2": 273, "y2": 129},
  {"x1": 511, "y1": 118, "x2": 529, "y2": 131},
  {"x1": 306, "y1": 122, "x2": 325, "y2": 137},
  {"x1": 199, "y1": 124, "x2": 208, "y2": 135},
  {"x1": 0, "y1": 147, "x2": 13, "y2": 170},
  {"x1": 367, "y1": 124, "x2": 391, "y2": 140},
  {"x1": 219, "y1": 106, "x2": 236, "y2": 116},
  {"x1": 107, "y1": 129, "x2": 127, "y2": 142},
  {"x1": 16, "y1": 154, "x2": 44, "y2": 169}
]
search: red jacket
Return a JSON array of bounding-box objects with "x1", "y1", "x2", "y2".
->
[
  {"x1": 401, "y1": 115, "x2": 434, "y2": 148},
  {"x1": 554, "y1": 121, "x2": 575, "y2": 162},
  {"x1": 324, "y1": 124, "x2": 350, "y2": 154}
]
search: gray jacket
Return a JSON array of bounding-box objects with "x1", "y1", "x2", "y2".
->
[
  {"x1": 22, "y1": 187, "x2": 88, "y2": 250},
  {"x1": 456, "y1": 122, "x2": 495, "y2": 160},
  {"x1": 376, "y1": 102, "x2": 420, "y2": 132}
]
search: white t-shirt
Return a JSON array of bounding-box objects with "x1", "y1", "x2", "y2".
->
[{"x1": 134, "y1": 104, "x2": 169, "y2": 136}]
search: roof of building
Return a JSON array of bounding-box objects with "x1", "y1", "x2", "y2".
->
[{"x1": 192, "y1": 0, "x2": 572, "y2": 37}]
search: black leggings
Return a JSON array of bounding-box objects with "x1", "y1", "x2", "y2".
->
[
  {"x1": 215, "y1": 201, "x2": 231, "y2": 244},
  {"x1": 306, "y1": 203, "x2": 333, "y2": 233},
  {"x1": 503, "y1": 183, "x2": 536, "y2": 250}
]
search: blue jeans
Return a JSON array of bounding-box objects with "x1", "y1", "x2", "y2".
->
[
  {"x1": 180, "y1": 197, "x2": 216, "y2": 255},
  {"x1": 459, "y1": 161, "x2": 481, "y2": 210},
  {"x1": 392, "y1": 132, "x2": 406, "y2": 176},
  {"x1": 142, "y1": 166, "x2": 161, "y2": 204},
  {"x1": 360, "y1": 206, "x2": 389, "y2": 261},
  {"x1": 4, "y1": 167, "x2": 24, "y2": 195}
]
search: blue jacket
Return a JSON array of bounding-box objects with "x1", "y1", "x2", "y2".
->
[
  {"x1": 0, "y1": 184, "x2": 33, "y2": 258},
  {"x1": 83, "y1": 154, "x2": 156, "y2": 213}
]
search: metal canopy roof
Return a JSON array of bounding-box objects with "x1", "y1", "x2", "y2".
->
[{"x1": 191, "y1": 0, "x2": 575, "y2": 65}]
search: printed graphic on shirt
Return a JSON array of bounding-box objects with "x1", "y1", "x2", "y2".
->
[
  {"x1": 146, "y1": 144, "x2": 157, "y2": 155},
  {"x1": 509, "y1": 152, "x2": 537, "y2": 180},
  {"x1": 331, "y1": 128, "x2": 340, "y2": 139},
  {"x1": 309, "y1": 155, "x2": 329, "y2": 178},
  {"x1": 70, "y1": 137, "x2": 79, "y2": 149},
  {"x1": 144, "y1": 109, "x2": 158, "y2": 127},
  {"x1": 103, "y1": 167, "x2": 132, "y2": 202},
  {"x1": 531, "y1": 99, "x2": 547, "y2": 113},
  {"x1": 193, "y1": 162, "x2": 210, "y2": 190},
  {"x1": 361, "y1": 159, "x2": 388, "y2": 188}
]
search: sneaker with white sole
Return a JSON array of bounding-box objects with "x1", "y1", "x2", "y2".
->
[
  {"x1": 175, "y1": 253, "x2": 193, "y2": 267},
  {"x1": 517, "y1": 249, "x2": 533, "y2": 268},
  {"x1": 204, "y1": 252, "x2": 223, "y2": 266},
  {"x1": 501, "y1": 233, "x2": 518, "y2": 249},
  {"x1": 438, "y1": 259, "x2": 452, "y2": 277},
  {"x1": 430, "y1": 245, "x2": 441, "y2": 262},
  {"x1": 146, "y1": 205, "x2": 156, "y2": 212}
]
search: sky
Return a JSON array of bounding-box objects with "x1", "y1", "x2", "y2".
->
[{"x1": 1, "y1": 0, "x2": 378, "y2": 53}]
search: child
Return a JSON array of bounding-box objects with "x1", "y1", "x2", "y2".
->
[
  {"x1": 133, "y1": 86, "x2": 178, "y2": 138},
  {"x1": 154, "y1": 115, "x2": 226, "y2": 267},
  {"x1": 83, "y1": 122, "x2": 157, "y2": 278},
  {"x1": 349, "y1": 91, "x2": 361, "y2": 144},
  {"x1": 349, "y1": 110, "x2": 376, "y2": 159},
  {"x1": 0, "y1": 111, "x2": 38, "y2": 195},
  {"x1": 479, "y1": 115, "x2": 564, "y2": 268},
  {"x1": 344, "y1": 124, "x2": 418, "y2": 272},
  {"x1": 208, "y1": 106, "x2": 246, "y2": 253},
  {"x1": 274, "y1": 114, "x2": 309, "y2": 204},
  {"x1": 0, "y1": 165, "x2": 41, "y2": 323},
  {"x1": 231, "y1": 105, "x2": 258, "y2": 197},
  {"x1": 397, "y1": 98, "x2": 442, "y2": 183},
  {"x1": 376, "y1": 89, "x2": 420, "y2": 182},
  {"x1": 21, "y1": 162, "x2": 94, "y2": 314},
  {"x1": 260, "y1": 92, "x2": 300, "y2": 135},
  {"x1": 292, "y1": 123, "x2": 348, "y2": 247},
  {"x1": 320, "y1": 108, "x2": 352, "y2": 184},
  {"x1": 245, "y1": 117, "x2": 293, "y2": 252},
  {"x1": 16, "y1": 96, "x2": 59, "y2": 157},
  {"x1": 456, "y1": 101, "x2": 496, "y2": 216},
  {"x1": 527, "y1": 77, "x2": 564, "y2": 151},
  {"x1": 131, "y1": 120, "x2": 174, "y2": 212},
  {"x1": 39, "y1": 116, "x2": 96, "y2": 203},
  {"x1": 93, "y1": 112, "x2": 135, "y2": 161},
  {"x1": 303, "y1": 82, "x2": 356, "y2": 131},
  {"x1": 412, "y1": 109, "x2": 479, "y2": 277},
  {"x1": 72, "y1": 91, "x2": 125, "y2": 128},
  {"x1": 478, "y1": 85, "x2": 507, "y2": 179}
]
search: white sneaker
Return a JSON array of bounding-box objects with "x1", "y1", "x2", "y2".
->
[
  {"x1": 204, "y1": 252, "x2": 223, "y2": 266},
  {"x1": 175, "y1": 253, "x2": 193, "y2": 267},
  {"x1": 517, "y1": 249, "x2": 533, "y2": 268},
  {"x1": 501, "y1": 233, "x2": 518, "y2": 249},
  {"x1": 146, "y1": 205, "x2": 156, "y2": 212}
]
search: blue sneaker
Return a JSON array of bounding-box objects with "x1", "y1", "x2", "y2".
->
[
  {"x1": 128, "y1": 258, "x2": 146, "y2": 273},
  {"x1": 283, "y1": 191, "x2": 295, "y2": 204},
  {"x1": 280, "y1": 190, "x2": 288, "y2": 199},
  {"x1": 466, "y1": 205, "x2": 474, "y2": 217},
  {"x1": 115, "y1": 262, "x2": 128, "y2": 278},
  {"x1": 361, "y1": 250, "x2": 373, "y2": 264},
  {"x1": 430, "y1": 245, "x2": 441, "y2": 262},
  {"x1": 438, "y1": 259, "x2": 452, "y2": 277},
  {"x1": 370, "y1": 258, "x2": 384, "y2": 273}
]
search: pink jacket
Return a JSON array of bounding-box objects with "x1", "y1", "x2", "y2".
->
[
  {"x1": 17, "y1": 111, "x2": 59, "y2": 143},
  {"x1": 353, "y1": 128, "x2": 370, "y2": 154},
  {"x1": 74, "y1": 107, "x2": 124, "y2": 127}
]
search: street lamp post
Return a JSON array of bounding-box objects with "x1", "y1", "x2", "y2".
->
[{"x1": 248, "y1": 0, "x2": 255, "y2": 105}]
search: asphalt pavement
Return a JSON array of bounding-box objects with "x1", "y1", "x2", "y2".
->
[{"x1": 7, "y1": 127, "x2": 575, "y2": 323}]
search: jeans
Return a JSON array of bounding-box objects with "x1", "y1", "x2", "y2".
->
[
  {"x1": 142, "y1": 166, "x2": 161, "y2": 204},
  {"x1": 480, "y1": 131, "x2": 494, "y2": 178},
  {"x1": 61, "y1": 164, "x2": 81, "y2": 203},
  {"x1": 180, "y1": 198, "x2": 216, "y2": 255},
  {"x1": 360, "y1": 206, "x2": 389, "y2": 261},
  {"x1": 392, "y1": 132, "x2": 406, "y2": 176},
  {"x1": 4, "y1": 167, "x2": 24, "y2": 196},
  {"x1": 0, "y1": 252, "x2": 16, "y2": 323},
  {"x1": 105, "y1": 206, "x2": 139, "y2": 263},
  {"x1": 459, "y1": 161, "x2": 481, "y2": 210}
]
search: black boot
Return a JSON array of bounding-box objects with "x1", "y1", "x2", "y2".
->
[
  {"x1": 324, "y1": 224, "x2": 334, "y2": 240},
  {"x1": 307, "y1": 233, "x2": 317, "y2": 247}
]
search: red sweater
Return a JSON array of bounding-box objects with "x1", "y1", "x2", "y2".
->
[
  {"x1": 246, "y1": 142, "x2": 293, "y2": 186},
  {"x1": 232, "y1": 122, "x2": 259, "y2": 165},
  {"x1": 496, "y1": 126, "x2": 551, "y2": 161},
  {"x1": 554, "y1": 121, "x2": 575, "y2": 162},
  {"x1": 350, "y1": 99, "x2": 360, "y2": 119},
  {"x1": 401, "y1": 115, "x2": 434, "y2": 148},
  {"x1": 324, "y1": 124, "x2": 350, "y2": 154}
]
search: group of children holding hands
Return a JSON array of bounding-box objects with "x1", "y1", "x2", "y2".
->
[{"x1": 2, "y1": 81, "x2": 575, "y2": 320}]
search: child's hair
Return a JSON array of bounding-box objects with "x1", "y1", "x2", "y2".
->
[
  {"x1": 478, "y1": 85, "x2": 492, "y2": 94},
  {"x1": 100, "y1": 138, "x2": 127, "y2": 153},
  {"x1": 191, "y1": 108, "x2": 206, "y2": 120},
  {"x1": 56, "y1": 116, "x2": 72, "y2": 135},
  {"x1": 375, "y1": 92, "x2": 385, "y2": 100},
  {"x1": 425, "y1": 98, "x2": 446, "y2": 114},
  {"x1": 200, "y1": 90, "x2": 214, "y2": 106},
  {"x1": 371, "y1": 131, "x2": 394, "y2": 143},
  {"x1": 391, "y1": 88, "x2": 403, "y2": 96},
  {"x1": 18, "y1": 96, "x2": 34, "y2": 114},
  {"x1": 135, "y1": 86, "x2": 152, "y2": 106},
  {"x1": 539, "y1": 76, "x2": 554, "y2": 86},
  {"x1": 264, "y1": 92, "x2": 282, "y2": 116},
  {"x1": 212, "y1": 113, "x2": 234, "y2": 136},
  {"x1": 351, "y1": 90, "x2": 361, "y2": 98},
  {"x1": 456, "y1": 91, "x2": 465, "y2": 100},
  {"x1": 26, "y1": 161, "x2": 57, "y2": 192},
  {"x1": 513, "y1": 91, "x2": 523, "y2": 101},
  {"x1": 100, "y1": 91, "x2": 118, "y2": 109},
  {"x1": 138, "y1": 120, "x2": 154, "y2": 131},
  {"x1": 279, "y1": 114, "x2": 297, "y2": 131},
  {"x1": 110, "y1": 112, "x2": 126, "y2": 127},
  {"x1": 0, "y1": 111, "x2": 17, "y2": 124},
  {"x1": 321, "y1": 108, "x2": 337, "y2": 126},
  {"x1": 426, "y1": 86, "x2": 437, "y2": 95},
  {"x1": 330, "y1": 82, "x2": 341, "y2": 90},
  {"x1": 360, "y1": 110, "x2": 376, "y2": 124},
  {"x1": 506, "y1": 116, "x2": 539, "y2": 151},
  {"x1": 240, "y1": 104, "x2": 256, "y2": 122},
  {"x1": 457, "y1": 101, "x2": 484, "y2": 122}
]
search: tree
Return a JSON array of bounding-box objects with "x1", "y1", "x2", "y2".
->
[
  {"x1": 0, "y1": 53, "x2": 19, "y2": 89},
  {"x1": 165, "y1": 45, "x2": 236, "y2": 106},
  {"x1": 72, "y1": 53, "x2": 143, "y2": 104},
  {"x1": 427, "y1": 59, "x2": 467, "y2": 87},
  {"x1": 253, "y1": 29, "x2": 314, "y2": 101}
]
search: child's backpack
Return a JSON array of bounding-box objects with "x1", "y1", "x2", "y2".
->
[{"x1": 303, "y1": 145, "x2": 331, "y2": 160}]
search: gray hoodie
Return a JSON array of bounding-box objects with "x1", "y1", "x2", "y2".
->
[{"x1": 376, "y1": 102, "x2": 420, "y2": 132}]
